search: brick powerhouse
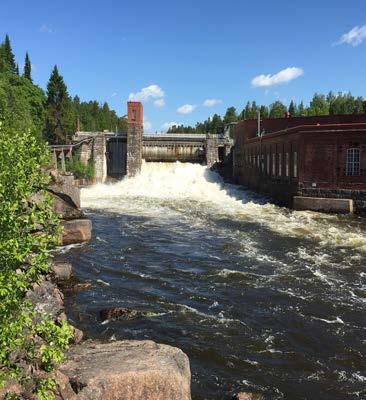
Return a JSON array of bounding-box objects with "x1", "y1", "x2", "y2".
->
[{"x1": 233, "y1": 114, "x2": 366, "y2": 211}]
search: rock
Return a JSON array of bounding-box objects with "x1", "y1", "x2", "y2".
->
[
  {"x1": 49, "y1": 173, "x2": 81, "y2": 209},
  {"x1": 70, "y1": 325, "x2": 84, "y2": 344},
  {"x1": 52, "y1": 193, "x2": 85, "y2": 220},
  {"x1": 63, "y1": 282, "x2": 93, "y2": 294},
  {"x1": 100, "y1": 307, "x2": 147, "y2": 322},
  {"x1": 51, "y1": 262, "x2": 73, "y2": 281},
  {"x1": 26, "y1": 280, "x2": 64, "y2": 319},
  {"x1": 49, "y1": 172, "x2": 84, "y2": 220},
  {"x1": 59, "y1": 340, "x2": 191, "y2": 400},
  {"x1": 233, "y1": 392, "x2": 264, "y2": 400},
  {"x1": 61, "y1": 219, "x2": 92, "y2": 245},
  {"x1": 53, "y1": 370, "x2": 77, "y2": 400}
]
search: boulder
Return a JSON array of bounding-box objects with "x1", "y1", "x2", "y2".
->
[
  {"x1": 50, "y1": 173, "x2": 81, "y2": 209},
  {"x1": 51, "y1": 193, "x2": 84, "y2": 220},
  {"x1": 51, "y1": 262, "x2": 73, "y2": 281},
  {"x1": 59, "y1": 340, "x2": 191, "y2": 400},
  {"x1": 26, "y1": 280, "x2": 64, "y2": 319},
  {"x1": 100, "y1": 307, "x2": 147, "y2": 322},
  {"x1": 49, "y1": 172, "x2": 84, "y2": 220},
  {"x1": 61, "y1": 219, "x2": 92, "y2": 245}
]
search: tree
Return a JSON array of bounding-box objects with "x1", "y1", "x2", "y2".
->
[
  {"x1": 269, "y1": 101, "x2": 287, "y2": 118},
  {"x1": 2, "y1": 34, "x2": 16, "y2": 73},
  {"x1": 288, "y1": 100, "x2": 297, "y2": 116},
  {"x1": 307, "y1": 93, "x2": 329, "y2": 116},
  {"x1": 23, "y1": 52, "x2": 32, "y2": 81},
  {"x1": 223, "y1": 106, "x2": 238, "y2": 124},
  {"x1": 260, "y1": 105, "x2": 269, "y2": 118},
  {"x1": 44, "y1": 65, "x2": 75, "y2": 144},
  {"x1": 297, "y1": 101, "x2": 305, "y2": 116}
]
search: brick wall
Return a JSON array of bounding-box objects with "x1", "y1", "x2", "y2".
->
[{"x1": 127, "y1": 102, "x2": 143, "y2": 177}]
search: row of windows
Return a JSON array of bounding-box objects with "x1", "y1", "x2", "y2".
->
[{"x1": 243, "y1": 150, "x2": 298, "y2": 178}]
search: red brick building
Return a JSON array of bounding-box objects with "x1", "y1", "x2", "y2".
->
[{"x1": 233, "y1": 114, "x2": 366, "y2": 211}]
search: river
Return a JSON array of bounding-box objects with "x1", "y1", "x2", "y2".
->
[{"x1": 62, "y1": 162, "x2": 366, "y2": 400}]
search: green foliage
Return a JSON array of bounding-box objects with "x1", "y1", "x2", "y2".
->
[
  {"x1": 0, "y1": 112, "x2": 72, "y2": 398},
  {"x1": 66, "y1": 157, "x2": 95, "y2": 180},
  {"x1": 269, "y1": 100, "x2": 288, "y2": 118},
  {"x1": 74, "y1": 97, "x2": 128, "y2": 133},
  {"x1": 0, "y1": 72, "x2": 46, "y2": 133},
  {"x1": 23, "y1": 52, "x2": 32, "y2": 82},
  {"x1": 44, "y1": 66, "x2": 76, "y2": 145},
  {"x1": 1, "y1": 35, "x2": 17, "y2": 74}
]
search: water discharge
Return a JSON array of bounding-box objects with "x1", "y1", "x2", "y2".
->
[{"x1": 64, "y1": 162, "x2": 366, "y2": 400}]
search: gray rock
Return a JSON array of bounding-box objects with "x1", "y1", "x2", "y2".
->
[
  {"x1": 51, "y1": 262, "x2": 73, "y2": 281},
  {"x1": 26, "y1": 280, "x2": 64, "y2": 319},
  {"x1": 59, "y1": 340, "x2": 191, "y2": 400}
]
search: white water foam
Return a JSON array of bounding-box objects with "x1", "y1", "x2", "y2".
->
[{"x1": 81, "y1": 162, "x2": 366, "y2": 252}]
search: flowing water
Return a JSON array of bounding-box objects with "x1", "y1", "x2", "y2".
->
[{"x1": 62, "y1": 162, "x2": 366, "y2": 400}]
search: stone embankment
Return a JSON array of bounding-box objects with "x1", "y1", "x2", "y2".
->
[{"x1": 42, "y1": 172, "x2": 193, "y2": 400}]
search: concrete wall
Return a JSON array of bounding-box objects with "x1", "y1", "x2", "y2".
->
[
  {"x1": 127, "y1": 102, "x2": 143, "y2": 177},
  {"x1": 293, "y1": 196, "x2": 354, "y2": 213},
  {"x1": 93, "y1": 134, "x2": 107, "y2": 183}
]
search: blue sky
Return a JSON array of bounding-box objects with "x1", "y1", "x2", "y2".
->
[{"x1": 1, "y1": 0, "x2": 366, "y2": 132}]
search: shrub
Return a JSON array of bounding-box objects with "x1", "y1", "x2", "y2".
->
[
  {"x1": 65, "y1": 156, "x2": 95, "y2": 180},
  {"x1": 0, "y1": 116, "x2": 72, "y2": 399}
]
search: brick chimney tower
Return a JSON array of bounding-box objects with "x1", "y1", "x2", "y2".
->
[{"x1": 127, "y1": 101, "x2": 143, "y2": 177}]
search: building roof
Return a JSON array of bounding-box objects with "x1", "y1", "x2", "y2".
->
[{"x1": 235, "y1": 114, "x2": 366, "y2": 141}]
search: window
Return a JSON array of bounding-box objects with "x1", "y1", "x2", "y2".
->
[
  {"x1": 132, "y1": 109, "x2": 137, "y2": 121},
  {"x1": 346, "y1": 147, "x2": 360, "y2": 176},
  {"x1": 266, "y1": 154, "x2": 270, "y2": 174},
  {"x1": 278, "y1": 153, "x2": 282, "y2": 177},
  {"x1": 272, "y1": 153, "x2": 276, "y2": 176},
  {"x1": 285, "y1": 152, "x2": 290, "y2": 177},
  {"x1": 293, "y1": 152, "x2": 298, "y2": 178}
]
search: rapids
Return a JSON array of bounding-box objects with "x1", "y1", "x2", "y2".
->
[{"x1": 63, "y1": 162, "x2": 366, "y2": 400}]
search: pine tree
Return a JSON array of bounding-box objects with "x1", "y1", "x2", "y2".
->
[
  {"x1": 3, "y1": 34, "x2": 16, "y2": 73},
  {"x1": 297, "y1": 101, "x2": 305, "y2": 116},
  {"x1": 15, "y1": 63, "x2": 19, "y2": 75},
  {"x1": 288, "y1": 100, "x2": 296, "y2": 116},
  {"x1": 44, "y1": 65, "x2": 75, "y2": 144},
  {"x1": 23, "y1": 52, "x2": 32, "y2": 81}
]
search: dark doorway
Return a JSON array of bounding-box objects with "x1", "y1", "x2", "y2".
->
[
  {"x1": 106, "y1": 137, "x2": 127, "y2": 178},
  {"x1": 218, "y1": 146, "x2": 226, "y2": 162}
]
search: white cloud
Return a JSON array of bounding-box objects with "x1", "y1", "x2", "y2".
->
[
  {"x1": 251, "y1": 67, "x2": 304, "y2": 87},
  {"x1": 176, "y1": 104, "x2": 196, "y2": 114},
  {"x1": 111, "y1": 92, "x2": 117, "y2": 97},
  {"x1": 40, "y1": 24, "x2": 53, "y2": 34},
  {"x1": 144, "y1": 117, "x2": 152, "y2": 131},
  {"x1": 153, "y1": 98, "x2": 165, "y2": 108},
  {"x1": 161, "y1": 121, "x2": 180, "y2": 132},
  {"x1": 128, "y1": 84, "x2": 165, "y2": 102},
  {"x1": 337, "y1": 25, "x2": 366, "y2": 47},
  {"x1": 203, "y1": 98, "x2": 222, "y2": 107}
]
